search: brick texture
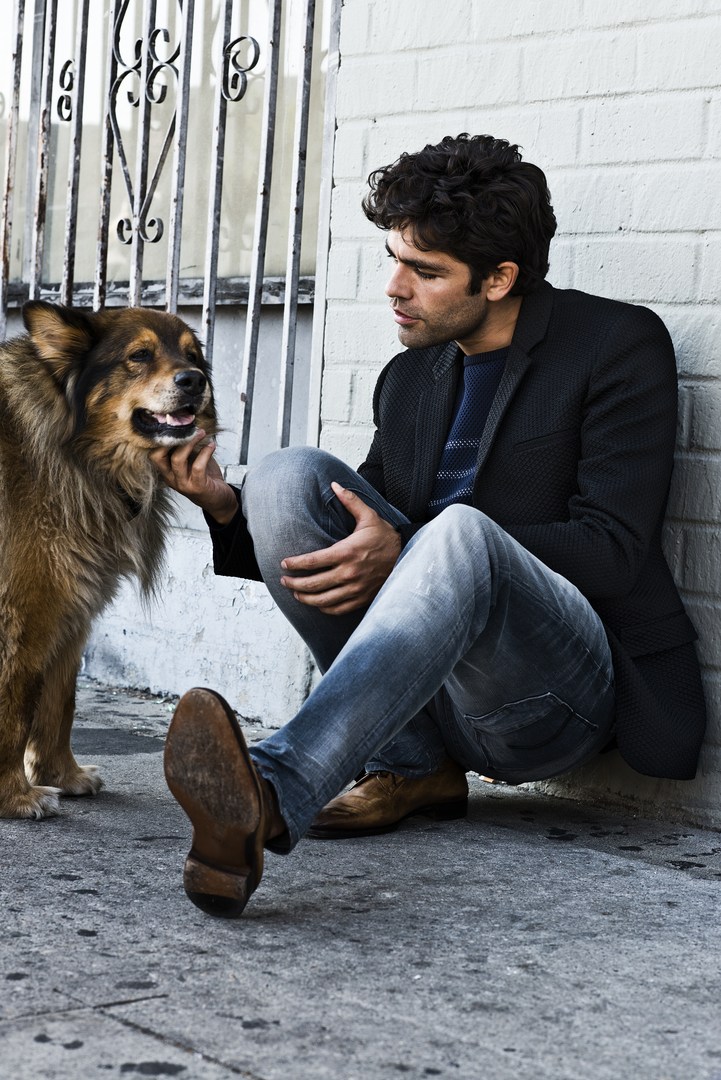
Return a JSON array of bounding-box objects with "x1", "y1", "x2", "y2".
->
[{"x1": 322, "y1": 0, "x2": 721, "y2": 820}]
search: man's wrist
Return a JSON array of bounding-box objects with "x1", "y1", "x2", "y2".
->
[{"x1": 207, "y1": 485, "x2": 241, "y2": 526}]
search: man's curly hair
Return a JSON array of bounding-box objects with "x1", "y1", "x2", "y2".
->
[{"x1": 362, "y1": 134, "x2": 557, "y2": 296}]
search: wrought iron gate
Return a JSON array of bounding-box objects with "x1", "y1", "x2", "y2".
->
[{"x1": 0, "y1": 0, "x2": 340, "y2": 460}]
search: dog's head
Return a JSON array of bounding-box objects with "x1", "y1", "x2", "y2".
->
[{"x1": 22, "y1": 301, "x2": 217, "y2": 450}]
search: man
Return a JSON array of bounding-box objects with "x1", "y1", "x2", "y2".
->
[{"x1": 153, "y1": 134, "x2": 706, "y2": 919}]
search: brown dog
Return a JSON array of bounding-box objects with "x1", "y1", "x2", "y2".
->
[{"x1": 0, "y1": 302, "x2": 216, "y2": 819}]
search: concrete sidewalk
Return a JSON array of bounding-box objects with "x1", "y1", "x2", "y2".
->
[{"x1": 1, "y1": 678, "x2": 720, "y2": 1080}]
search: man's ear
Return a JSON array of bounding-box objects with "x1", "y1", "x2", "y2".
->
[
  {"x1": 485, "y1": 262, "x2": 519, "y2": 302},
  {"x1": 22, "y1": 301, "x2": 96, "y2": 386}
]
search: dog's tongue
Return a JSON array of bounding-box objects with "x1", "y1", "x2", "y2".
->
[{"x1": 154, "y1": 411, "x2": 194, "y2": 427}]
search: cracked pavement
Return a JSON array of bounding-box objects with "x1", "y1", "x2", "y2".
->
[{"x1": 1, "y1": 677, "x2": 721, "y2": 1079}]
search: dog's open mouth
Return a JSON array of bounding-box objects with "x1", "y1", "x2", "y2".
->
[{"x1": 132, "y1": 407, "x2": 198, "y2": 439}]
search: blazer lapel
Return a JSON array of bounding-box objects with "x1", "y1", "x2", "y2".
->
[
  {"x1": 475, "y1": 281, "x2": 555, "y2": 473},
  {"x1": 408, "y1": 341, "x2": 460, "y2": 517}
]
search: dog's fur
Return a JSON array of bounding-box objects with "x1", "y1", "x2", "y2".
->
[{"x1": 0, "y1": 302, "x2": 216, "y2": 819}]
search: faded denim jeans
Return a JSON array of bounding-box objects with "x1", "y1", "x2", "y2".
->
[{"x1": 242, "y1": 447, "x2": 615, "y2": 849}]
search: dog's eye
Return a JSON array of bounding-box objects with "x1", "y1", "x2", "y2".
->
[
  {"x1": 129, "y1": 348, "x2": 153, "y2": 363},
  {"x1": 186, "y1": 350, "x2": 198, "y2": 365}
]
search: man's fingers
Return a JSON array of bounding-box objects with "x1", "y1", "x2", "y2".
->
[{"x1": 330, "y1": 481, "x2": 377, "y2": 524}]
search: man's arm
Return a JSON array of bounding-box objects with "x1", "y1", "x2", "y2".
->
[
  {"x1": 507, "y1": 306, "x2": 679, "y2": 600},
  {"x1": 150, "y1": 433, "x2": 262, "y2": 581}
]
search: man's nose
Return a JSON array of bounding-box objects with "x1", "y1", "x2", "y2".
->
[{"x1": 385, "y1": 263, "x2": 411, "y2": 298}]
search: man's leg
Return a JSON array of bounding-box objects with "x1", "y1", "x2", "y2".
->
[
  {"x1": 241, "y1": 446, "x2": 449, "y2": 773},
  {"x1": 249, "y1": 501, "x2": 614, "y2": 848}
]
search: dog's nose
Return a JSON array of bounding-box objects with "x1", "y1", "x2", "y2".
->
[{"x1": 174, "y1": 369, "x2": 206, "y2": 396}]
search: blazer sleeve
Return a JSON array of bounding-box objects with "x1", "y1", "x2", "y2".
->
[
  {"x1": 204, "y1": 487, "x2": 263, "y2": 581},
  {"x1": 508, "y1": 305, "x2": 679, "y2": 600}
]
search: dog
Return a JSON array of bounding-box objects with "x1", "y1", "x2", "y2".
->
[{"x1": 0, "y1": 301, "x2": 216, "y2": 819}]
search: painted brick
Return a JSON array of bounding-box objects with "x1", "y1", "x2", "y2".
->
[
  {"x1": 681, "y1": 383, "x2": 721, "y2": 451},
  {"x1": 324, "y1": 301, "x2": 399, "y2": 366},
  {"x1": 522, "y1": 32, "x2": 637, "y2": 101},
  {"x1": 319, "y1": 420, "x2": 375, "y2": 467},
  {"x1": 653, "y1": 306, "x2": 721, "y2": 379},
  {"x1": 320, "y1": 367, "x2": 354, "y2": 422},
  {"x1": 581, "y1": 95, "x2": 707, "y2": 164},
  {"x1": 332, "y1": 122, "x2": 369, "y2": 180},
  {"x1": 551, "y1": 168, "x2": 634, "y2": 234},
  {"x1": 364, "y1": 113, "x2": 475, "y2": 172},
  {"x1": 582, "y1": 1, "x2": 719, "y2": 25},
  {"x1": 367, "y1": 0, "x2": 475, "y2": 51},
  {"x1": 698, "y1": 236, "x2": 721, "y2": 303},
  {"x1": 676, "y1": 385, "x2": 696, "y2": 450},
  {"x1": 708, "y1": 96, "x2": 721, "y2": 158},
  {"x1": 325, "y1": 240, "x2": 361, "y2": 300},
  {"x1": 570, "y1": 237, "x2": 701, "y2": 303},
  {"x1": 546, "y1": 238, "x2": 575, "y2": 290},
  {"x1": 470, "y1": 0, "x2": 587, "y2": 39},
  {"x1": 362, "y1": 106, "x2": 580, "y2": 173},
  {"x1": 665, "y1": 524, "x2": 721, "y2": 594},
  {"x1": 335, "y1": 55, "x2": 419, "y2": 119},
  {"x1": 630, "y1": 164, "x2": 721, "y2": 232},
  {"x1": 418, "y1": 44, "x2": 523, "y2": 109},
  {"x1": 637, "y1": 17, "x2": 721, "y2": 91},
  {"x1": 682, "y1": 599, "x2": 721, "y2": 669},
  {"x1": 350, "y1": 365, "x2": 382, "y2": 423},
  {"x1": 336, "y1": 0, "x2": 372, "y2": 56},
  {"x1": 667, "y1": 455, "x2": 721, "y2": 522},
  {"x1": 330, "y1": 180, "x2": 376, "y2": 239}
]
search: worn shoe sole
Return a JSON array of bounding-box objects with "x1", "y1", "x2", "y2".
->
[
  {"x1": 164, "y1": 687, "x2": 264, "y2": 918},
  {"x1": 306, "y1": 797, "x2": 468, "y2": 839}
]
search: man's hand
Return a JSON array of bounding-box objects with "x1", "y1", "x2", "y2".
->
[
  {"x1": 279, "y1": 483, "x2": 402, "y2": 616},
  {"x1": 149, "y1": 431, "x2": 239, "y2": 525}
]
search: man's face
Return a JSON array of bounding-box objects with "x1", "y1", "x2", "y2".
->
[{"x1": 384, "y1": 228, "x2": 489, "y2": 354}]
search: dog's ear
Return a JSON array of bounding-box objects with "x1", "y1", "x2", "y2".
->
[{"x1": 22, "y1": 301, "x2": 96, "y2": 386}]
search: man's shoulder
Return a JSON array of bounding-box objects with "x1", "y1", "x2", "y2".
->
[{"x1": 547, "y1": 283, "x2": 669, "y2": 336}]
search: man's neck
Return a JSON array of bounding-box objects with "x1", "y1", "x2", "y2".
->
[{"x1": 458, "y1": 295, "x2": 523, "y2": 355}]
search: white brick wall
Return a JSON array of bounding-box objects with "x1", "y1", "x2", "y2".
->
[{"x1": 323, "y1": 0, "x2": 721, "y2": 824}]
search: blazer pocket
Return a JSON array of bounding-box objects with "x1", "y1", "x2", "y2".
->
[{"x1": 512, "y1": 428, "x2": 577, "y2": 451}]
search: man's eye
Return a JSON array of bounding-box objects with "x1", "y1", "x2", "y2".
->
[{"x1": 416, "y1": 270, "x2": 436, "y2": 281}]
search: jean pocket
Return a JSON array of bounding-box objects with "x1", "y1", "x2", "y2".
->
[{"x1": 464, "y1": 692, "x2": 598, "y2": 774}]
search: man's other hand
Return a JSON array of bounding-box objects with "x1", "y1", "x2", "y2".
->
[{"x1": 279, "y1": 482, "x2": 402, "y2": 616}]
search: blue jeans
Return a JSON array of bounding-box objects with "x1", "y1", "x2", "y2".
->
[{"x1": 242, "y1": 447, "x2": 615, "y2": 849}]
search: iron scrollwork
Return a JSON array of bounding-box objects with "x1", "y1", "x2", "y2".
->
[
  {"x1": 104, "y1": 1, "x2": 261, "y2": 249},
  {"x1": 223, "y1": 35, "x2": 261, "y2": 102}
]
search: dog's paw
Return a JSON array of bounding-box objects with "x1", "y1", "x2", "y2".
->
[
  {"x1": 60, "y1": 764, "x2": 104, "y2": 797},
  {"x1": 0, "y1": 786, "x2": 62, "y2": 820}
]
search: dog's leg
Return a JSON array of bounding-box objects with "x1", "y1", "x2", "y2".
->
[
  {"x1": 0, "y1": 668, "x2": 61, "y2": 820},
  {"x1": 25, "y1": 641, "x2": 103, "y2": 798}
]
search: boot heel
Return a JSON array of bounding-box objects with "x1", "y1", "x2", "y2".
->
[
  {"x1": 425, "y1": 798, "x2": 468, "y2": 821},
  {"x1": 183, "y1": 854, "x2": 251, "y2": 919}
]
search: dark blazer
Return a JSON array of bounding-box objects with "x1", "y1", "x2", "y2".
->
[
  {"x1": 356, "y1": 282, "x2": 706, "y2": 779},
  {"x1": 210, "y1": 281, "x2": 706, "y2": 779}
]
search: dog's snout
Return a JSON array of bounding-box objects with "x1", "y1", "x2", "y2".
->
[{"x1": 174, "y1": 369, "x2": 206, "y2": 396}]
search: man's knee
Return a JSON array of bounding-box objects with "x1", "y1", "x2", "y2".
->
[{"x1": 244, "y1": 446, "x2": 342, "y2": 511}]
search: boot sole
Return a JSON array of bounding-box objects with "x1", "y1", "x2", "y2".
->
[
  {"x1": 164, "y1": 687, "x2": 264, "y2": 918},
  {"x1": 306, "y1": 796, "x2": 468, "y2": 839}
]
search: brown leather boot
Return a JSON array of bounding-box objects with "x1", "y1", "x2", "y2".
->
[
  {"x1": 164, "y1": 687, "x2": 284, "y2": 918},
  {"x1": 307, "y1": 758, "x2": 468, "y2": 839}
]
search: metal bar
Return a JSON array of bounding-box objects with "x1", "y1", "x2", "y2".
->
[
  {"x1": 200, "y1": 0, "x2": 233, "y2": 365},
  {"x1": 0, "y1": 0, "x2": 25, "y2": 337},
  {"x1": 306, "y1": 0, "x2": 341, "y2": 446},
  {"x1": 238, "y1": 0, "x2": 283, "y2": 465},
  {"x1": 60, "y1": 0, "x2": 91, "y2": 306},
  {"x1": 165, "y1": 0, "x2": 195, "y2": 314},
  {"x1": 277, "y1": 0, "x2": 316, "y2": 448},
  {"x1": 129, "y1": 0, "x2": 157, "y2": 306},
  {"x1": 28, "y1": 0, "x2": 58, "y2": 301},
  {"x1": 94, "y1": 0, "x2": 121, "y2": 310},
  {"x1": 22, "y1": 0, "x2": 45, "y2": 283}
]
